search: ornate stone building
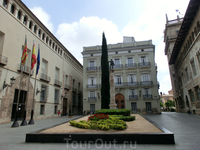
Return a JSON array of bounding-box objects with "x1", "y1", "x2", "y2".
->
[
  {"x1": 164, "y1": 0, "x2": 200, "y2": 115},
  {"x1": 0, "y1": 0, "x2": 83, "y2": 124},
  {"x1": 82, "y1": 36, "x2": 160, "y2": 114}
]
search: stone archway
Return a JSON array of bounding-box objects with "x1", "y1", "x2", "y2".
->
[{"x1": 115, "y1": 93, "x2": 125, "y2": 109}]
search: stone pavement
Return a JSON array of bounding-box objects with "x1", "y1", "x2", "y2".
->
[{"x1": 0, "y1": 112, "x2": 200, "y2": 150}]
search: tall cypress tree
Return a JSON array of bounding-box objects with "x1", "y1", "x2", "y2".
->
[{"x1": 101, "y1": 32, "x2": 110, "y2": 109}]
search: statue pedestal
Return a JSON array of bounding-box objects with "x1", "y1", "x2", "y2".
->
[{"x1": 109, "y1": 70, "x2": 117, "y2": 109}]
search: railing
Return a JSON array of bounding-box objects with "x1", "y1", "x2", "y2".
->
[
  {"x1": 17, "y1": 64, "x2": 34, "y2": 75},
  {"x1": 88, "y1": 97, "x2": 97, "y2": 101},
  {"x1": 138, "y1": 62, "x2": 151, "y2": 68},
  {"x1": 140, "y1": 81, "x2": 153, "y2": 86},
  {"x1": 54, "y1": 79, "x2": 62, "y2": 87},
  {"x1": 73, "y1": 88, "x2": 77, "y2": 93},
  {"x1": 64, "y1": 84, "x2": 71, "y2": 90},
  {"x1": 40, "y1": 73, "x2": 51, "y2": 82},
  {"x1": 114, "y1": 82, "x2": 139, "y2": 87},
  {"x1": 0, "y1": 55, "x2": 8, "y2": 65},
  {"x1": 113, "y1": 64, "x2": 123, "y2": 69},
  {"x1": 143, "y1": 95, "x2": 152, "y2": 99},
  {"x1": 129, "y1": 95, "x2": 138, "y2": 100},
  {"x1": 125, "y1": 63, "x2": 137, "y2": 69},
  {"x1": 86, "y1": 84, "x2": 98, "y2": 89},
  {"x1": 86, "y1": 66, "x2": 98, "y2": 71}
]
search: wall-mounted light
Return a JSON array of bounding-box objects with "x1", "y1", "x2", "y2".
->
[
  {"x1": 97, "y1": 92, "x2": 100, "y2": 99},
  {"x1": 3, "y1": 77, "x2": 15, "y2": 89},
  {"x1": 36, "y1": 86, "x2": 45, "y2": 95},
  {"x1": 139, "y1": 90, "x2": 141, "y2": 98},
  {"x1": 61, "y1": 92, "x2": 67, "y2": 98}
]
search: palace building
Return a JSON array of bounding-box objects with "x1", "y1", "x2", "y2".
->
[
  {"x1": 164, "y1": 0, "x2": 200, "y2": 115},
  {"x1": 82, "y1": 36, "x2": 160, "y2": 114},
  {"x1": 0, "y1": 0, "x2": 83, "y2": 124}
]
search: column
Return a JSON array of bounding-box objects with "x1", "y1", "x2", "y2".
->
[{"x1": 109, "y1": 70, "x2": 117, "y2": 109}]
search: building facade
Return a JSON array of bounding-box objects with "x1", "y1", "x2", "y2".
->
[
  {"x1": 0, "y1": 0, "x2": 83, "y2": 124},
  {"x1": 164, "y1": 0, "x2": 200, "y2": 115},
  {"x1": 82, "y1": 36, "x2": 160, "y2": 114},
  {"x1": 160, "y1": 90, "x2": 174, "y2": 110}
]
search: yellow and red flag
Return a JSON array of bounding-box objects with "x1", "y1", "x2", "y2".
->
[
  {"x1": 31, "y1": 41, "x2": 37, "y2": 70},
  {"x1": 21, "y1": 36, "x2": 27, "y2": 66}
]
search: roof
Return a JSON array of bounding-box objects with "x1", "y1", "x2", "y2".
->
[{"x1": 169, "y1": 0, "x2": 200, "y2": 65}]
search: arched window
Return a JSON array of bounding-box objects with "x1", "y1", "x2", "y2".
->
[
  {"x1": 46, "y1": 37, "x2": 49, "y2": 44},
  {"x1": 3, "y1": 0, "x2": 8, "y2": 8},
  {"x1": 34, "y1": 25, "x2": 37, "y2": 34},
  {"x1": 49, "y1": 40, "x2": 52, "y2": 47},
  {"x1": 10, "y1": 4, "x2": 15, "y2": 14},
  {"x1": 42, "y1": 33, "x2": 45, "y2": 40},
  {"x1": 38, "y1": 30, "x2": 41, "y2": 37},
  {"x1": 17, "y1": 11, "x2": 21, "y2": 20},
  {"x1": 29, "y1": 21, "x2": 32, "y2": 29},
  {"x1": 23, "y1": 16, "x2": 27, "y2": 25}
]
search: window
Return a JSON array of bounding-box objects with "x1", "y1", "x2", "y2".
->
[
  {"x1": 140, "y1": 56, "x2": 146, "y2": 63},
  {"x1": 42, "y1": 60, "x2": 47, "y2": 74},
  {"x1": 29, "y1": 21, "x2": 32, "y2": 29},
  {"x1": 17, "y1": 11, "x2": 21, "y2": 20},
  {"x1": 23, "y1": 16, "x2": 27, "y2": 25},
  {"x1": 65, "y1": 75, "x2": 68, "y2": 85},
  {"x1": 114, "y1": 59, "x2": 120, "y2": 65},
  {"x1": 121, "y1": 105, "x2": 124, "y2": 109},
  {"x1": 195, "y1": 86, "x2": 200, "y2": 101},
  {"x1": 90, "y1": 91, "x2": 95, "y2": 97},
  {"x1": 189, "y1": 90, "x2": 195, "y2": 102},
  {"x1": 185, "y1": 67, "x2": 189, "y2": 81},
  {"x1": 3, "y1": 0, "x2": 8, "y2": 8},
  {"x1": 40, "y1": 105, "x2": 45, "y2": 115},
  {"x1": 141, "y1": 74, "x2": 150, "y2": 81},
  {"x1": 144, "y1": 88, "x2": 150, "y2": 95},
  {"x1": 10, "y1": 5, "x2": 15, "y2": 14},
  {"x1": 33, "y1": 25, "x2": 37, "y2": 33},
  {"x1": 121, "y1": 100, "x2": 124, "y2": 103},
  {"x1": 54, "y1": 106, "x2": 57, "y2": 114},
  {"x1": 127, "y1": 57, "x2": 133, "y2": 64},
  {"x1": 55, "y1": 67, "x2": 59, "y2": 80},
  {"x1": 190, "y1": 60, "x2": 197, "y2": 76},
  {"x1": 42, "y1": 33, "x2": 45, "y2": 40},
  {"x1": 54, "y1": 89, "x2": 59, "y2": 103},
  {"x1": 40, "y1": 85, "x2": 47, "y2": 102},
  {"x1": 38, "y1": 30, "x2": 41, "y2": 37},
  {"x1": 130, "y1": 89, "x2": 135, "y2": 96},
  {"x1": 89, "y1": 61, "x2": 94, "y2": 67},
  {"x1": 88, "y1": 77, "x2": 96, "y2": 85},
  {"x1": 46, "y1": 37, "x2": 49, "y2": 44},
  {"x1": 129, "y1": 75, "x2": 136, "y2": 83},
  {"x1": 49, "y1": 40, "x2": 52, "y2": 47},
  {"x1": 116, "y1": 76, "x2": 122, "y2": 85}
]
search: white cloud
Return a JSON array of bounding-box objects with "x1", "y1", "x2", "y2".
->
[
  {"x1": 56, "y1": 16, "x2": 122, "y2": 64},
  {"x1": 30, "y1": 7, "x2": 54, "y2": 33}
]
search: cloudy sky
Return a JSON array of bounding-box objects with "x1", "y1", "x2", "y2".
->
[{"x1": 22, "y1": 0, "x2": 189, "y2": 94}]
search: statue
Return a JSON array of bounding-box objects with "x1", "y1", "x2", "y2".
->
[{"x1": 109, "y1": 59, "x2": 115, "y2": 70}]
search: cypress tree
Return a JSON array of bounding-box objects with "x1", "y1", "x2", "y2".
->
[{"x1": 101, "y1": 32, "x2": 110, "y2": 109}]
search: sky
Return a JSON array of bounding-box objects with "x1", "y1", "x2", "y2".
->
[{"x1": 22, "y1": 0, "x2": 190, "y2": 94}]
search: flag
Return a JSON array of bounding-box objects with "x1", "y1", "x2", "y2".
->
[
  {"x1": 31, "y1": 42, "x2": 37, "y2": 70},
  {"x1": 21, "y1": 36, "x2": 27, "y2": 66},
  {"x1": 36, "y1": 45, "x2": 40, "y2": 75}
]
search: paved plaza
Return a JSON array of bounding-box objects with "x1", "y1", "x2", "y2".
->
[{"x1": 0, "y1": 112, "x2": 200, "y2": 150}]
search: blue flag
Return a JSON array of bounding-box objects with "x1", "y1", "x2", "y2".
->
[{"x1": 36, "y1": 46, "x2": 40, "y2": 75}]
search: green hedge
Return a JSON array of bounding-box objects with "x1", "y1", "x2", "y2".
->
[
  {"x1": 119, "y1": 116, "x2": 135, "y2": 121},
  {"x1": 95, "y1": 109, "x2": 131, "y2": 116}
]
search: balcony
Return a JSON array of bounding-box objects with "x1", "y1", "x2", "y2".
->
[
  {"x1": 143, "y1": 95, "x2": 152, "y2": 99},
  {"x1": 17, "y1": 64, "x2": 34, "y2": 75},
  {"x1": 54, "y1": 79, "x2": 62, "y2": 87},
  {"x1": 125, "y1": 63, "x2": 137, "y2": 69},
  {"x1": 0, "y1": 55, "x2": 8, "y2": 66},
  {"x1": 140, "y1": 81, "x2": 153, "y2": 87},
  {"x1": 129, "y1": 95, "x2": 138, "y2": 100},
  {"x1": 40, "y1": 73, "x2": 51, "y2": 82},
  {"x1": 64, "y1": 84, "x2": 71, "y2": 90},
  {"x1": 86, "y1": 84, "x2": 98, "y2": 89},
  {"x1": 86, "y1": 66, "x2": 98, "y2": 72},
  {"x1": 138, "y1": 62, "x2": 151, "y2": 68},
  {"x1": 88, "y1": 97, "x2": 97, "y2": 102},
  {"x1": 73, "y1": 88, "x2": 77, "y2": 93},
  {"x1": 114, "y1": 82, "x2": 139, "y2": 88},
  {"x1": 113, "y1": 64, "x2": 123, "y2": 70}
]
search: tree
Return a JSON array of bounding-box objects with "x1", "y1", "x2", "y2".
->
[
  {"x1": 165, "y1": 100, "x2": 175, "y2": 111},
  {"x1": 160, "y1": 101, "x2": 163, "y2": 107},
  {"x1": 101, "y1": 32, "x2": 110, "y2": 109}
]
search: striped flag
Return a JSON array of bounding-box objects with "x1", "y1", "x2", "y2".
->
[
  {"x1": 31, "y1": 41, "x2": 37, "y2": 70},
  {"x1": 36, "y1": 45, "x2": 40, "y2": 75},
  {"x1": 21, "y1": 36, "x2": 27, "y2": 66}
]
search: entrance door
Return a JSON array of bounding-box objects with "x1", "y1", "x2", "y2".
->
[
  {"x1": 146, "y1": 102, "x2": 152, "y2": 113},
  {"x1": 115, "y1": 94, "x2": 125, "y2": 109},
  {"x1": 131, "y1": 102, "x2": 137, "y2": 113},
  {"x1": 63, "y1": 98, "x2": 67, "y2": 116},
  {"x1": 11, "y1": 89, "x2": 27, "y2": 120},
  {"x1": 90, "y1": 104, "x2": 95, "y2": 114}
]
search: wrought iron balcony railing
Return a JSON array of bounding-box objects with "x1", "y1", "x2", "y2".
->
[
  {"x1": 143, "y1": 95, "x2": 152, "y2": 99},
  {"x1": 86, "y1": 66, "x2": 98, "y2": 71},
  {"x1": 140, "y1": 81, "x2": 153, "y2": 86},
  {"x1": 40, "y1": 73, "x2": 51, "y2": 82},
  {"x1": 86, "y1": 84, "x2": 98, "y2": 89},
  {"x1": 129, "y1": 95, "x2": 138, "y2": 100},
  {"x1": 138, "y1": 62, "x2": 151, "y2": 68},
  {"x1": 88, "y1": 97, "x2": 97, "y2": 101},
  {"x1": 64, "y1": 84, "x2": 71, "y2": 90},
  {"x1": 54, "y1": 79, "x2": 62, "y2": 87},
  {"x1": 113, "y1": 64, "x2": 123, "y2": 69},
  {"x1": 0, "y1": 54, "x2": 8, "y2": 66},
  {"x1": 114, "y1": 82, "x2": 139, "y2": 87},
  {"x1": 125, "y1": 63, "x2": 137, "y2": 69},
  {"x1": 17, "y1": 64, "x2": 34, "y2": 75}
]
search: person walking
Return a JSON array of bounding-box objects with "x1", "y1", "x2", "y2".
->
[{"x1": 187, "y1": 109, "x2": 192, "y2": 115}]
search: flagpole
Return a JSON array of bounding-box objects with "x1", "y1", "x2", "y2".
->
[
  {"x1": 28, "y1": 44, "x2": 39, "y2": 125},
  {"x1": 21, "y1": 40, "x2": 35, "y2": 126},
  {"x1": 11, "y1": 35, "x2": 27, "y2": 128}
]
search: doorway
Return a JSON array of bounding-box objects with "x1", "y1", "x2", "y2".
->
[
  {"x1": 11, "y1": 89, "x2": 27, "y2": 120},
  {"x1": 90, "y1": 104, "x2": 95, "y2": 114},
  {"x1": 146, "y1": 102, "x2": 152, "y2": 113},
  {"x1": 131, "y1": 102, "x2": 137, "y2": 113},
  {"x1": 115, "y1": 94, "x2": 125, "y2": 109},
  {"x1": 63, "y1": 98, "x2": 67, "y2": 116}
]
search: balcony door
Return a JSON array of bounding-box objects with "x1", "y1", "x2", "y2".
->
[
  {"x1": 131, "y1": 102, "x2": 137, "y2": 113},
  {"x1": 115, "y1": 94, "x2": 125, "y2": 109},
  {"x1": 90, "y1": 104, "x2": 95, "y2": 114}
]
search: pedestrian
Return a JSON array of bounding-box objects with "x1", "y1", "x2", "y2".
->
[
  {"x1": 187, "y1": 109, "x2": 191, "y2": 115},
  {"x1": 58, "y1": 110, "x2": 60, "y2": 115}
]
